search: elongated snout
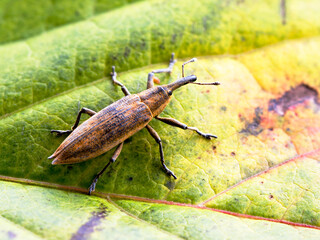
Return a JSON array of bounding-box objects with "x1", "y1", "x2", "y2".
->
[{"x1": 166, "y1": 75, "x2": 197, "y2": 92}]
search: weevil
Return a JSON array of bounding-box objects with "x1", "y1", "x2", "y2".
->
[{"x1": 49, "y1": 53, "x2": 220, "y2": 194}]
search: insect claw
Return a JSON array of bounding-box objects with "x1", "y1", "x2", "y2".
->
[
  {"x1": 50, "y1": 130, "x2": 62, "y2": 136},
  {"x1": 166, "y1": 169, "x2": 177, "y2": 179},
  {"x1": 88, "y1": 176, "x2": 99, "y2": 195},
  {"x1": 204, "y1": 134, "x2": 217, "y2": 139},
  {"x1": 210, "y1": 134, "x2": 218, "y2": 139},
  {"x1": 88, "y1": 184, "x2": 95, "y2": 195},
  {"x1": 51, "y1": 130, "x2": 72, "y2": 136},
  {"x1": 88, "y1": 188, "x2": 93, "y2": 195},
  {"x1": 110, "y1": 66, "x2": 116, "y2": 78},
  {"x1": 171, "y1": 173, "x2": 177, "y2": 179}
]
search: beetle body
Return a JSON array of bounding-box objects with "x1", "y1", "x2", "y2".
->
[
  {"x1": 49, "y1": 55, "x2": 219, "y2": 194},
  {"x1": 50, "y1": 86, "x2": 172, "y2": 164}
]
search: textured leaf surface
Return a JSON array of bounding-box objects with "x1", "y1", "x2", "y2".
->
[
  {"x1": 1, "y1": 0, "x2": 320, "y2": 239},
  {"x1": 1, "y1": 180, "x2": 320, "y2": 240},
  {"x1": 116, "y1": 199, "x2": 320, "y2": 240},
  {"x1": 0, "y1": 215, "x2": 41, "y2": 240},
  {"x1": 205, "y1": 156, "x2": 320, "y2": 226},
  {"x1": 1, "y1": 0, "x2": 320, "y2": 116},
  {"x1": 0, "y1": 0, "x2": 143, "y2": 44},
  {"x1": 0, "y1": 181, "x2": 176, "y2": 240}
]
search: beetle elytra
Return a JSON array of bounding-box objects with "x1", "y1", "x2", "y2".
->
[{"x1": 49, "y1": 54, "x2": 220, "y2": 194}]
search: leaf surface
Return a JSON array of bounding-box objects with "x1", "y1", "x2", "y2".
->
[
  {"x1": 1, "y1": 180, "x2": 320, "y2": 239},
  {"x1": 0, "y1": 0, "x2": 143, "y2": 44},
  {"x1": 1, "y1": 0, "x2": 320, "y2": 116},
  {"x1": 1, "y1": 0, "x2": 320, "y2": 238},
  {"x1": 0, "y1": 181, "x2": 177, "y2": 240}
]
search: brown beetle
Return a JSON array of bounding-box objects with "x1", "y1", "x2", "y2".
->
[{"x1": 49, "y1": 54, "x2": 220, "y2": 194}]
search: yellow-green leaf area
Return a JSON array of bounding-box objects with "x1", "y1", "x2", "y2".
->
[
  {"x1": 1, "y1": 0, "x2": 320, "y2": 235},
  {"x1": 237, "y1": 36, "x2": 320, "y2": 156},
  {"x1": 0, "y1": 0, "x2": 143, "y2": 44},
  {"x1": 0, "y1": 180, "x2": 176, "y2": 240},
  {"x1": 237, "y1": 36, "x2": 320, "y2": 95},
  {"x1": 0, "y1": 215, "x2": 42, "y2": 240},
  {"x1": 2, "y1": 34, "x2": 320, "y2": 232},
  {"x1": 1, "y1": 0, "x2": 320, "y2": 116},
  {"x1": 201, "y1": 36, "x2": 320, "y2": 226},
  {"x1": 0, "y1": 54, "x2": 302, "y2": 204},
  {"x1": 205, "y1": 157, "x2": 320, "y2": 226},
  {"x1": 3, "y1": 180, "x2": 320, "y2": 240},
  {"x1": 116, "y1": 200, "x2": 320, "y2": 240}
]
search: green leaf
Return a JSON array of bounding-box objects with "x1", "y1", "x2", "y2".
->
[
  {"x1": 0, "y1": 216, "x2": 42, "y2": 240},
  {"x1": 1, "y1": 0, "x2": 320, "y2": 116},
  {"x1": 204, "y1": 156, "x2": 320, "y2": 226},
  {"x1": 116, "y1": 199, "x2": 320, "y2": 240},
  {"x1": 0, "y1": 181, "x2": 177, "y2": 239},
  {"x1": 0, "y1": 0, "x2": 143, "y2": 44},
  {"x1": 1, "y1": 180, "x2": 320, "y2": 239},
  {"x1": 1, "y1": 0, "x2": 320, "y2": 238}
]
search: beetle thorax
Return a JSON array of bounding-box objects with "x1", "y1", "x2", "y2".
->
[{"x1": 138, "y1": 86, "x2": 171, "y2": 117}]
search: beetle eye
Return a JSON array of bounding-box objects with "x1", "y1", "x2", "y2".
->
[{"x1": 168, "y1": 90, "x2": 172, "y2": 96}]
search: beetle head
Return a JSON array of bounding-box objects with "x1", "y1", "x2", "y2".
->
[{"x1": 166, "y1": 75, "x2": 197, "y2": 92}]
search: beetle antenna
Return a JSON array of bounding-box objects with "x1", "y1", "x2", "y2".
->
[
  {"x1": 192, "y1": 82, "x2": 221, "y2": 85},
  {"x1": 180, "y1": 58, "x2": 220, "y2": 86},
  {"x1": 182, "y1": 58, "x2": 197, "y2": 77}
]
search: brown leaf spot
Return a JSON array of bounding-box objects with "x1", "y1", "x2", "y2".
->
[
  {"x1": 269, "y1": 194, "x2": 274, "y2": 199},
  {"x1": 212, "y1": 145, "x2": 217, "y2": 153},
  {"x1": 238, "y1": 113, "x2": 245, "y2": 122},
  {"x1": 201, "y1": 90, "x2": 211, "y2": 94},
  {"x1": 71, "y1": 206, "x2": 110, "y2": 240},
  {"x1": 230, "y1": 152, "x2": 236, "y2": 156},
  {"x1": 268, "y1": 84, "x2": 319, "y2": 116},
  {"x1": 240, "y1": 107, "x2": 263, "y2": 136}
]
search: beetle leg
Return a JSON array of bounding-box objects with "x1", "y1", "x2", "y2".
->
[
  {"x1": 155, "y1": 116, "x2": 217, "y2": 139},
  {"x1": 147, "y1": 53, "x2": 176, "y2": 89},
  {"x1": 50, "y1": 130, "x2": 73, "y2": 135},
  {"x1": 145, "y1": 125, "x2": 177, "y2": 179},
  {"x1": 111, "y1": 66, "x2": 131, "y2": 96},
  {"x1": 51, "y1": 107, "x2": 96, "y2": 135},
  {"x1": 88, "y1": 142, "x2": 124, "y2": 195}
]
